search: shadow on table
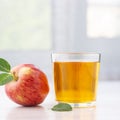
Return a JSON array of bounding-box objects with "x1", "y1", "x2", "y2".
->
[
  {"x1": 6, "y1": 105, "x2": 48, "y2": 120},
  {"x1": 6, "y1": 105, "x2": 97, "y2": 120},
  {"x1": 51, "y1": 107, "x2": 96, "y2": 120}
]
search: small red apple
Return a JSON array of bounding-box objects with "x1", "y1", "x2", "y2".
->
[{"x1": 5, "y1": 64, "x2": 49, "y2": 106}]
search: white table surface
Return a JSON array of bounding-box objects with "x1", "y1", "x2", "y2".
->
[{"x1": 0, "y1": 81, "x2": 120, "y2": 120}]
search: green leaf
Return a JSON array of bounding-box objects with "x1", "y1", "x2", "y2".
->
[
  {"x1": 0, "y1": 73, "x2": 13, "y2": 85},
  {"x1": 51, "y1": 103, "x2": 72, "y2": 112},
  {"x1": 0, "y1": 58, "x2": 11, "y2": 72}
]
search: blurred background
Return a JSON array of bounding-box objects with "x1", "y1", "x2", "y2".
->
[{"x1": 0, "y1": 0, "x2": 120, "y2": 80}]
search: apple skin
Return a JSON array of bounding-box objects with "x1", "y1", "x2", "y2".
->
[{"x1": 5, "y1": 64, "x2": 49, "y2": 107}]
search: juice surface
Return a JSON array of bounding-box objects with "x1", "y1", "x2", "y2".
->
[{"x1": 53, "y1": 61, "x2": 100, "y2": 103}]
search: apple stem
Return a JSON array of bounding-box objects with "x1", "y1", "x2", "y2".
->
[{"x1": 12, "y1": 72, "x2": 18, "y2": 81}]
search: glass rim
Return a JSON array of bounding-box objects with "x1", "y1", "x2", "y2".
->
[
  {"x1": 52, "y1": 52, "x2": 101, "y2": 56},
  {"x1": 52, "y1": 52, "x2": 101, "y2": 62}
]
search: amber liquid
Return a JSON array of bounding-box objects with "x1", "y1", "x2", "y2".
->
[{"x1": 53, "y1": 61, "x2": 100, "y2": 103}]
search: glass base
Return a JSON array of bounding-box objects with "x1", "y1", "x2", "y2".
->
[{"x1": 58, "y1": 101, "x2": 96, "y2": 108}]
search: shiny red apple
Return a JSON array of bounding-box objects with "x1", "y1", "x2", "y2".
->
[{"x1": 5, "y1": 64, "x2": 49, "y2": 106}]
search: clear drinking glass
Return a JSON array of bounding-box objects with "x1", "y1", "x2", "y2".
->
[{"x1": 52, "y1": 52, "x2": 101, "y2": 107}]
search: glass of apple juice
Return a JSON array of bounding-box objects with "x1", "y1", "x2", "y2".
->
[{"x1": 51, "y1": 52, "x2": 101, "y2": 107}]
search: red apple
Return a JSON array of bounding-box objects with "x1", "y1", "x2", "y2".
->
[{"x1": 5, "y1": 64, "x2": 49, "y2": 106}]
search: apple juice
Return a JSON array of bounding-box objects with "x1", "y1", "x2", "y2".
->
[{"x1": 53, "y1": 61, "x2": 100, "y2": 103}]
